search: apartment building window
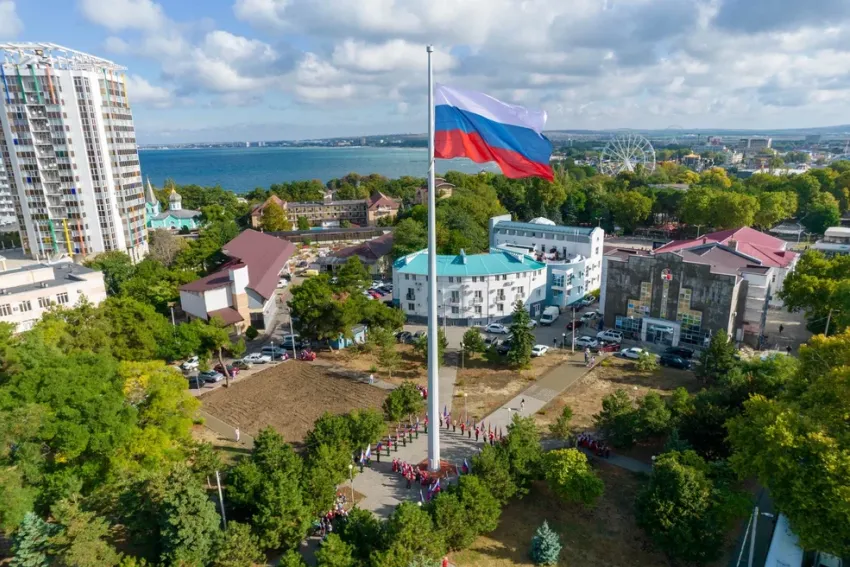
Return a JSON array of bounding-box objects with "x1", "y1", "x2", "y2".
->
[
  {"x1": 451, "y1": 291, "x2": 460, "y2": 303},
  {"x1": 0, "y1": 304, "x2": 10, "y2": 316},
  {"x1": 516, "y1": 286, "x2": 524, "y2": 297},
  {"x1": 497, "y1": 290, "x2": 505, "y2": 300},
  {"x1": 472, "y1": 276, "x2": 478, "y2": 283},
  {"x1": 37, "y1": 297, "x2": 51, "y2": 308},
  {"x1": 406, "y1": 289, "x2": 415, "y2": 301},
  {"x1": 474, "y1": 290, "x2": 483, "y2": 301},
  {"x1": 408, "y1": 303, "x2": 415, "y2": 311},
  {"x1": 475, "y1": 306, "x2": 482, "y2": 314},
  {"x1": 56, "y1": 292, "x2": 69, "y2": 305},
  {"x1": 497, "y1": 303, "x2": 504, "y2": 313},
  {"x1": 452, "y1": 306, "x2": 459, "y2": 314},
  {"x1": 19, "y1": 300, "x2": 32, "y2": 312}
]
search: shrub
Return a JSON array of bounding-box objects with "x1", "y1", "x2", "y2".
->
[
  {"x1": 245, "y1": 326, "x2": 259, "y2": 340},
  {"x1": 543, "y1": 449, "x2": 604, "y2": 508}
]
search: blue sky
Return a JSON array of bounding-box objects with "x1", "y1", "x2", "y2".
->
[{"x1": 3, "y1": 0, "x2": 850, "y2": 143}]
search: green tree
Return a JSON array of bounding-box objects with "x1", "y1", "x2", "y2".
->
[
  {"x1": 278, "y1": 550, "x2": 307, "y2": 567},
  {"x1": 413, "y1": 329, "x2": 448, "y2": 366},
  {"x1": 593, "y1": 389, "x2": 638, "y2": 448},
  {"x1": 502, "y1": 414, "x2": 543, "y2": 497},
  {"x1": 543, "y1": 449, "x2": 604, "y2": 508},
  {"x1": 710, "y1": 192, "x2": 759, "y2": 229},
  {"x1": 48, "y1": 498, "x2": 121, "y2": 567},
  {"x1": 84, "y1": 251, "x2": 134, "y2": 295},
  {"x1": 470, "y1": 444, "x2": 516, "y2": 505},
  {"x1": 0, "y1": 468, "x2": 36, "y2": 532},
  {"x1": 382, "y1": 382, "x2": 425, "y2": 422},
  {"x1": 391, "y1": 218, "x2": 428, "y2": 259},
  {"x1": 528, "y1": 521, "x2": 561, "y2": 566},
  {"x1": 507, "y1": 301, "x2": 535, "y2": 368},
  {"x1": 696, "y1": 330, "x2": 738, "y2": 383},
  {"x1": 679, "y1": 186, "x2": 714, "y2": 227},
  {"x1": 11, "y1": 512, "x2": 56, "y2": 567},
  {"x1": 548, "y1": 405, "x2": 574, "y2": 441},
  {"x1": 461, "y1": 329, "x2": 485, "y2": 358},
  {"x1": 754, "y1": 191, "x2": 798, "y2": 229},
  {"x1": 803, "y1": 191, "x2": 841, "y2": 234},
  {"x1": 261, "y1": 203, "x2": 292, "y2": 232},
  {"x1": 455, "y1": 474, "x2": 501, "y2": 538},
  {"x1": 302, "y1": 443, "x2": 351, "y2": 517},
  {"x1": 289, "y1": 276, "x2": 360, "y2": 343},
  {"x1": 336, "y1": 257, "x2": 369, "y2": 292},
  {"x1": 431, "y1": 493, "x2": 472, "y2": 551},
  {"x1": 347, "y1": 408, "x2": 387, "y2": 450},
  {"x1": 635, "y1": 451, "x2": 748, "y2": 564},
  {"x1": 190, "y1": 442, "x2": 223, "y2": 484},
  {"x1": 635, "y1": 392, "x2": 672, "y2": 438},
  {"x1": 635, "y1": 351, "x2": 659, "y2": 372},
  {"x1": 315, "y1": 533, "x2": 355, "y2": 567},
  {"x1": 607, "y1": 190, "x2": 653, "y2": 233},
  {"x1": 156, "y1": 465, "x2": 221, "y2": 567},
  {"x1": 780, "y1": 251, "x2": 850, "y2": 334},
  {"x1": 297, "y1": 216, "x2": 310, "y2": 231},
  {"x1": 197, "y1": 317, "x2": 238, "y2": 386},
  {"x1": 211, "y1": 521, "x2": 265, "y2": 567},
  {"x1": 336, "y1": 507, "x2": 381, "y2": 565},
  {"x1": 727, "y1": 332, "x2": 850, "y2": 556},
  {"x1": 371, "y1": 502, "x2": 446, "y2": 567}
]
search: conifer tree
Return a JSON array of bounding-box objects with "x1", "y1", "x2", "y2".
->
[
  {"x1": 11, "y1": 513, "x2": 55, "y2": 567},
  {"x1": 529, "y1": 521, "x2": 561, "y2": 566}
]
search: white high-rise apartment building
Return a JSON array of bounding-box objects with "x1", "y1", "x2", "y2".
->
[{"x1": 0, "y1": 43, "x2": 147, "y2": 261}]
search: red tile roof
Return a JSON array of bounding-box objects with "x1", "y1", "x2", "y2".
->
[
  {"x1": 180, "y1": 230, "x2": 295, "y2": 301},
  {"x1": 368, "y1": 192, "x2": 400, "y2": 210},
  {"x1": 334, "y1": 232, "x2": 394, "y2": 263},
  {"x1": 250, "y1": 195, "x2": 286, "y2": 217},
  {"x1": 208, "y1": 307, "x2": 244, "y2": 325},
  {"x1": 653, "y1": 226, "x2": 797, "y2": 268}
]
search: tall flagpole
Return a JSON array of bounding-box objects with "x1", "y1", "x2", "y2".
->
[{"x1": 426, "y1": 44, "x2": 440, "y2": 471}]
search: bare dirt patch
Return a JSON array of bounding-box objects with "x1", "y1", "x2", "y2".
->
[
  {"x1": 320, "y1": 343, "x2": 428, "y2": 387},
  {"x1": 199, "y1": 362, "x2": 387, "y2": 446},
  {"x1": 455, "y1": 349, "x2": 575, "y2": 423}
]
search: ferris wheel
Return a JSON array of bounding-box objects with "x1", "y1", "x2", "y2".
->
[{"x1": 599, "y1": 132, "x2": 656, "y2": 175}]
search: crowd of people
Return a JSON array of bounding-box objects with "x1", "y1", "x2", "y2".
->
[
  {"x1": 314, "y1": 493, "x2": 350, "y2": 539},
  {"x1": 576, "y1": 431, "x2": 611, "y2": 458},
  {"x1": 392, "y1": 458, "x2": 442, "y2": 498}
]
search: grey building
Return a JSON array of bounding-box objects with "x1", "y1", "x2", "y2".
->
[{"x1": 601, "y1": 244, "x2": 775, "y2": 348}]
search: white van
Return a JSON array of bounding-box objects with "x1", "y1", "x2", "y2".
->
[{"x1": 539, "y1": 306, "x2": 560, "y2": 326}]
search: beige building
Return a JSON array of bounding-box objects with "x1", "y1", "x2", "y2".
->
[
  {"x1": 414, "y1": 177, "x2": 455, "y2": 205},
  {"x1": 0, "y1": 259, "x2": 107, "y2": 332},
  {"x1": 249, "y1": 192, "x2": 399, "y2": 230}
]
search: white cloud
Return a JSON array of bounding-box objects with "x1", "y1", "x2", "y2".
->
[
  {"x1": 0, "y1": 1, "x2": 23, "y2": 40},
  {"x1": 79, "y1": 0, "x2": 165, "y2": 31},
  {"x1": 103, "y1": 36, "x2": 130, "y2": 54},
  {"x1": 124, "y1": 75, "x2": 172, "y2": 107}
]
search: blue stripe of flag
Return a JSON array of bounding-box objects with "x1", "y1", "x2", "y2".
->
[{"x1": 435, "y1": 105, "x2": 552, "y2": 166}]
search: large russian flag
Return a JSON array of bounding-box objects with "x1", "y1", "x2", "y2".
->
[{"x1": 434, "y1": 84, "x2": 554, "y2": 181}]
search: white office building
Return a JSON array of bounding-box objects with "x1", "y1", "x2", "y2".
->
[
  {"x1": 489, "y1": 215, "x2": 605, "y2": 309},
  {"x1": 0, "y1": 258, "x2": 107, "y2": 332},
  {"x1": 0, "y1": 43, "x2": 147, "y2": 261},
  {"x1": 392, "y1": 249, "x2": 548, "y2": 325}
]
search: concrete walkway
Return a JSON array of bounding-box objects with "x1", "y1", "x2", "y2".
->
[{"x1": 199, "y1": 409, "x2": 255, "y2": 449}]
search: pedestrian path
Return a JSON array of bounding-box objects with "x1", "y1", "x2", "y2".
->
[{"x1": 199, "y1": 409, "x2": 255, "y2": 450}]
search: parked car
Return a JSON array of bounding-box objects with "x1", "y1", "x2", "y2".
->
[
  {"x1": 580, "y1": 311, "x2": 598, "y2": 322},
  {"x1": 663, "y1": 346, "x2": 695, "y2": 360},
  {"x1": 181, "y1": 356, "x2": 200, "y2": 371},
  {"x1": 199, "y1": 370, "x2": 225, "y2": 383},
  {"x1": 261, "y1": 345, "x2": 287, "y2": 358},
  {"x1": 496, "y1": 340, "x2": 513, "y2": 355},
  {"x1": 214, "y1": 364, "x2": 239, "y2": 377},
  {"x1": 484, "y1": 336, "x2": 502, "y2": 348},
  {"x1": 595, "y1": 340, "x2": 621, "y2": 353},
  {"x1": 281, "y1": 335, "x2": 309, "y2": 349},
  {"x1": 243, "y1": 353, "x2": 272, "y2": 364},
  {"x1": 575, "y1": 335, "x2": 599, "y2": 348},
  {"x1": 485, "y1": 323, "x2": 509, "y2": 334},
  {"x1": 412, "y1": 331, "x2": 426, "y2": 342},
  {"x1": 276, "y1": 279, "x2": 289, "y2": 288},
  {"x1": 233, "y1": 359, "x2": 253, "y2": 370},
  {"x1": 396, "y1": 331, "x2": 413, "y2": 343},
  {"x1": 531, "y1": 345, "x2": 549, "y2": 357},
  {"x1": 527, "y1": 319, "x2": 538, "y2": 329},
  {"x1": 187, "y1": 375, "x2": 205, "y2": 389},
  {"x1": 596, "y1": 330, "x2": 623, "y2": 343},
  {"x1": 659, "y1": 353, "x2": 692, "y2": 369},
  {"x1": 619, "y1": 347, "x2": 646, "y2": 360},
  {"x1": 565, "y1": 319, "x2": 583, "y2": 331}
]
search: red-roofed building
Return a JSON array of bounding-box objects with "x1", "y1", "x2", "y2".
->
[
  {"x1": 652, "y1": 226, "x2": 798, "y2": 307},
  {"x1": 179, "y1": 230, "x2": 295, "y2": 334},
  {"x1": 367, "y1": 192, "x2": 401, "y2": 225}
]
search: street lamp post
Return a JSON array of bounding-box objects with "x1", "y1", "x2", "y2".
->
[
  {"x1": 561, "y1": 332, "x2": 566, "y2": 349},
  {"x1": 571, "y1": 308, "x2": 576, "y2": 352},
  {"x1": 348, "y1": 463, "x2": 354, "y2": 504},
  {"x1": 463, "y1": 392, "x2": 468, "y2": 424}
]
